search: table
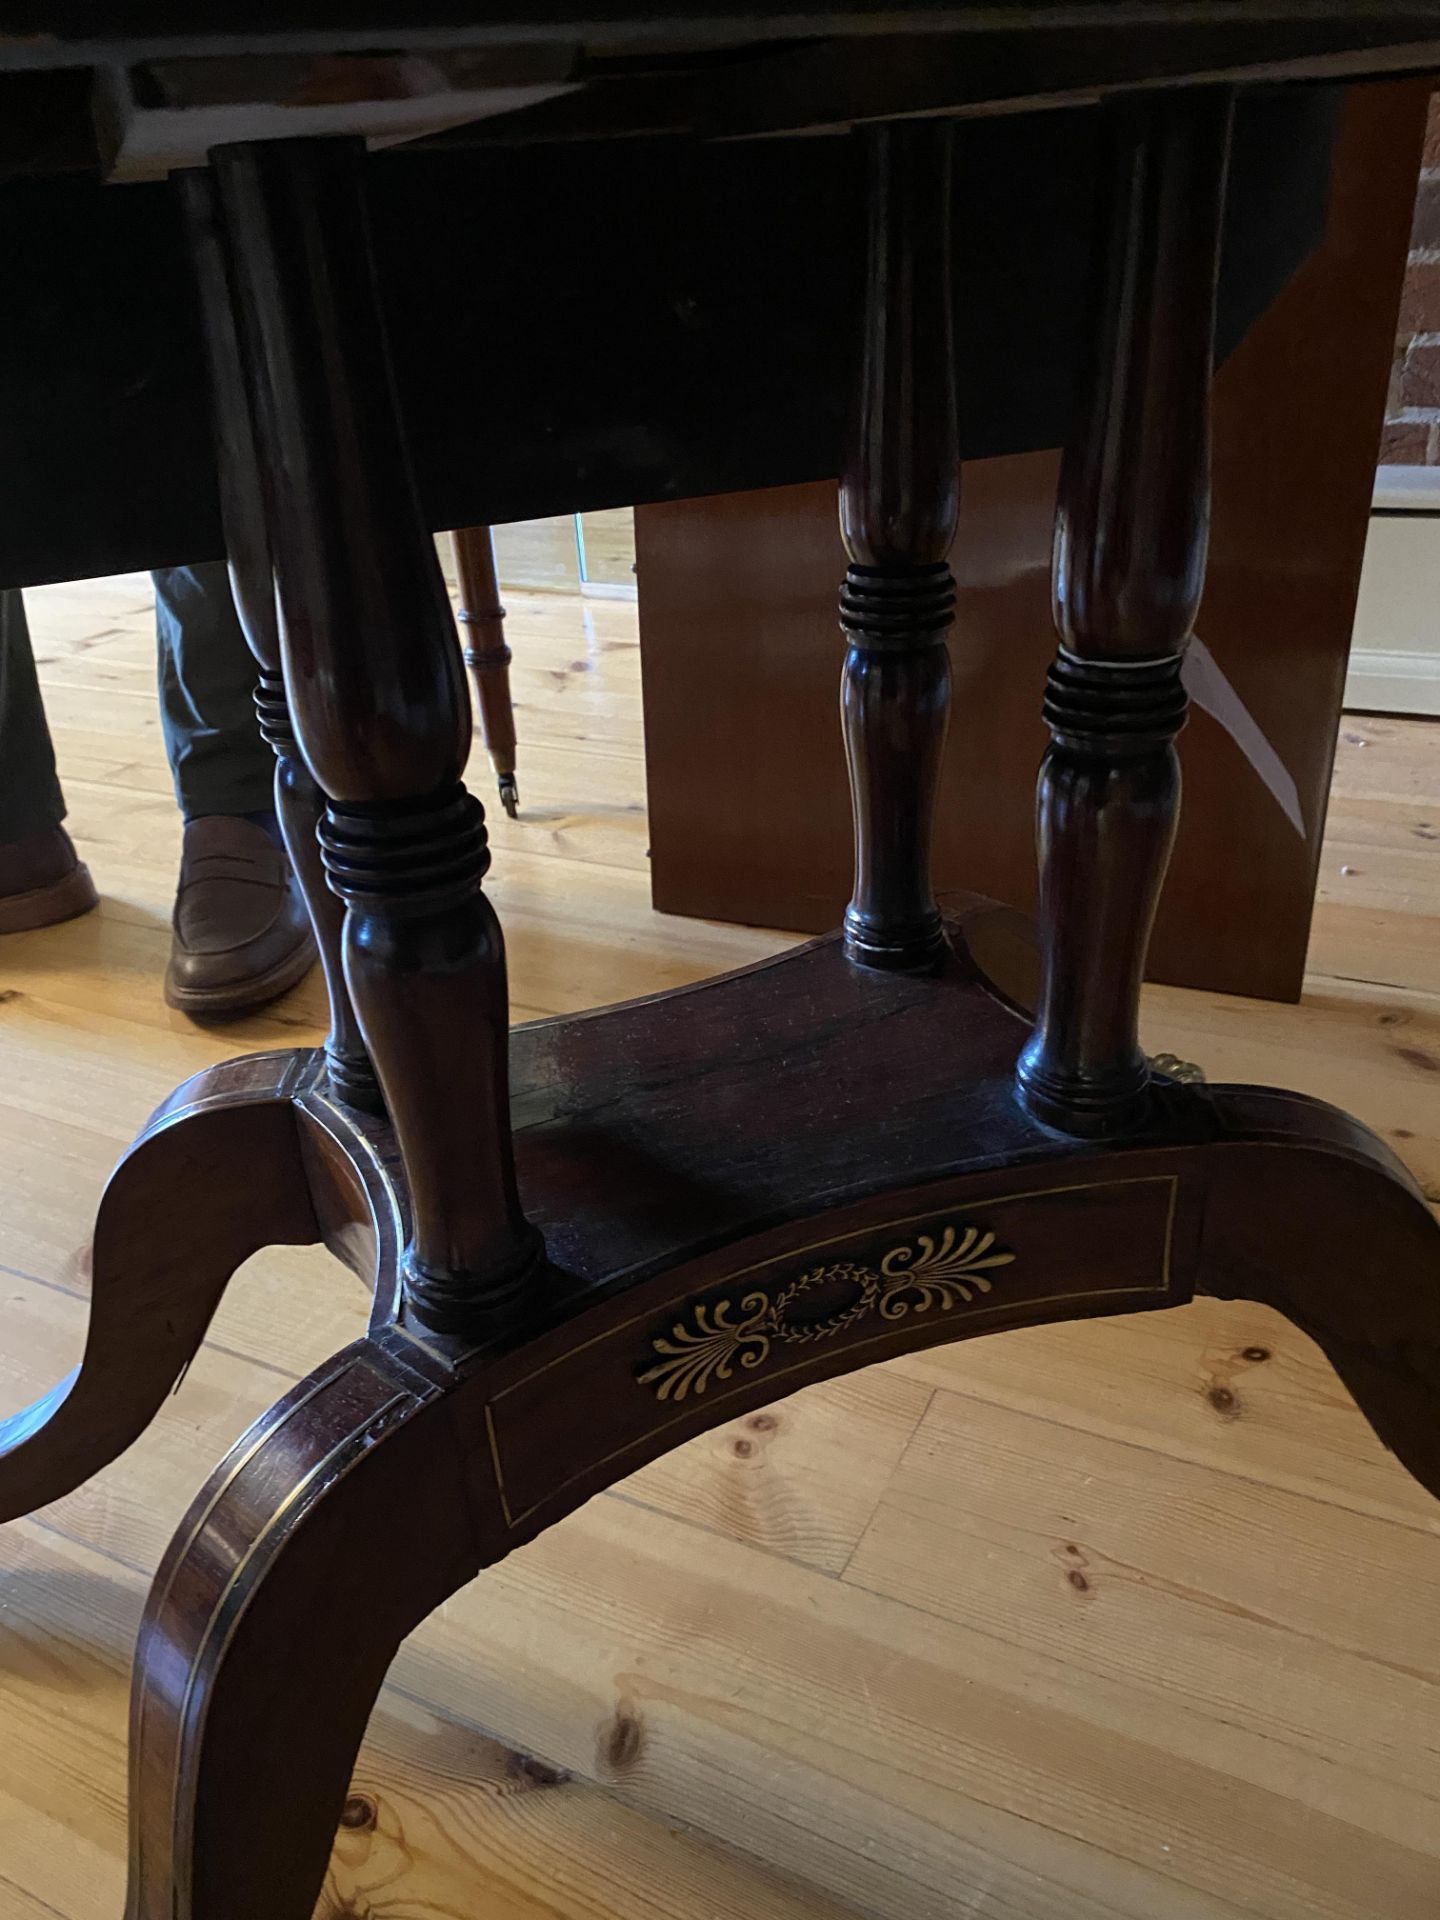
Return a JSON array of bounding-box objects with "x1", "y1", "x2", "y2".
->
[
  {"x1": 635, "y1": 80, "x2": 1430, "y2": 1003},
  {"x1": 0, "y1": 13, "x2": 1438, "y2": 1919}
]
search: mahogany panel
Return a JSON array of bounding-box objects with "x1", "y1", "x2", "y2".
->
[{"x1": 638, "y1": 80, "x2": 1428, "y2": 1002}]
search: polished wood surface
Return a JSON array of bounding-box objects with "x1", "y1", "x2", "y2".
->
[
  {"x1": 2, "y1": 574, "x2": 1438, "y2": 1920},
  {"x1": 639, "y1": 80, "x2": 1429, "y2": 1004},
  {"x1": 177, "y1": 166, "x2": 378, "y2": 1109},
  {"x1": 0, "y1": 1078, "x2": 316, "y2": 1523},
  {"x1": 216, "y1": 137, "x2": 542, "y2": 1331},
  {"x1": 0, "y1": 91, "x2": 1346, "y2": 587},
  {"x1": 839, "y1": 119, "x2": 957, "y2": 970},
  {"x1": 6, "y1": 937, "x2": 1439, "y2": 1917},
  {"x1": 1018, "y1": 92, "x2": 1228, "y2": 1130},
  {"x1": 3, "y1": 906, "x2": 1430, "y2": 1918},
  {"x1": 6, "y1": 5, "x2": 1440, "y2": 149},
  {"x1": 451, "y1": 525, "x2": 520, "y2": 818}
]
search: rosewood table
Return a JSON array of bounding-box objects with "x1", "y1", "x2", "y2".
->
[{"x1": 0, "y1": 11, "x2": 1438, "y2": 1919}]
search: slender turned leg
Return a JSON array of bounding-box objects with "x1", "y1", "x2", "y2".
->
[
  {"x1": 177, "y1": 171, "x2": 378, "y2": 1110},
  {"x1": 450, "y1": 526, "x2": 519, "y2": 818},
  {"x1": 1017, "y1": 92, "x2": 1233, "y2": 1133},
  {"x1": 214, "y1": 138, "x2": 543, "y2": 1335},
  {"x1": 840, "y1": 119, "x2": 958, "y2": 972}
]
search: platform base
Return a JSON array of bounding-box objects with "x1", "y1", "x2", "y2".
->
[{"x1": 0, "y1": 906, "x2": 1436, "y2": 1920}]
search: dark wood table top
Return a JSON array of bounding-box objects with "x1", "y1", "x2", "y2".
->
[
  {"x1": 5, "y1": 1, "x2": 1440, "y2": 77},
  {"x1": 2, "y1": 4, "x2": 1440, "y2": 145},
  {"x1": 0, "y1": 3, "x2": 1434, "y2": 587}
]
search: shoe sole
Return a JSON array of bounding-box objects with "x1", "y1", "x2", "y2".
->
[
  {"x1": 0, "y1": 861, "x2": 100, "y2": 935},
  {"x1": 164, "y1": 929, "x2": 319, "y2": 1018}
]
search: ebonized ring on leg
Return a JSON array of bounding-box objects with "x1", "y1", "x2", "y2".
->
[
  {"x1": 840, "y1": 561, "x2": 956, "y2": 969},
  {"x1": 177, "y1": 166, "x2": 380, "y2": 1113},
  {"x1": 839, "y1": 118, "x2": 958, "y2": 974},
  {"x1": 1016, "y1": 649, "x2": 1189, "y2": 1131},
  {"x1": 214, "y1": 136, "x2": 543, "y2": 1339},
  {"x1": 1018, "y1": 91, "x2": 1231, "y2": 1136}
]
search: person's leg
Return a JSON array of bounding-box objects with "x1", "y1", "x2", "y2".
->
[
  {"x1": 0, "y1": 586, "x2": 98, "y2": 931},
  {"x1": 153, "y1": 563, "x2": 314, "y2": 1016},
  {"x1": 154, "y1": 561, "x2": 275, "y2": 824},
  {"x1": 0, "y1": 586, "x2": 65, "y2": 839}
]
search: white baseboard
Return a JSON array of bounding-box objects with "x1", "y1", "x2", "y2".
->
[
  {"x1": 1344, "y1": 646, "x2": 1440, "y2": 715},
  {"x1": 1347, "y1": 510, "x2": 1440, "y2": 716},
  {"x1": 1374, "y1": 464, "x2": 1440, "y2": 511}
]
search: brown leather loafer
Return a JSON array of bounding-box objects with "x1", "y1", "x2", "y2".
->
[
  {"x1": 0, "y1": 825, "x2": 99, "y2": 934},
  {"x1": 165, "y1": 815, "x2": 316, "y2": 1017}
]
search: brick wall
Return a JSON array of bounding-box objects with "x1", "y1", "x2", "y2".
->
[{"x1": 1383, "y1": 94, "x2": 1440, "y2": 463}]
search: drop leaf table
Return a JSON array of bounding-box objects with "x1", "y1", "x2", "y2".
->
[{"x1": 0, "y1": 10, "x2": 1437, "y2": 1917}]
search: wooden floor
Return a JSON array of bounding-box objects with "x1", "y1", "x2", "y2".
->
[{"x1": 1, "y1": 571, "x2": 1438, "y2": 1920}]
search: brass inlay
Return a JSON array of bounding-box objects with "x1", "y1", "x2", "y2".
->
[
  {"x1": 485, "y1": 1171, "x2": 1180, "y2": 1530},
  {"x1": 169, "y1": 1382, "x2": 410, "y2": 1913},
  {"x1": 638, "y1": 1222, "x2": 1015, "y2": 1403}
]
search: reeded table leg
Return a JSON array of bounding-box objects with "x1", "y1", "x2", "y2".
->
[
  {"x1": 1018, "y1": 91, "x2": 1233, "y2": 1132},
  {"x1": 177, "y1": 170, "x2": 378, "y2": 1111},
  {"x1": 451, "y1": 525, "x2": 520, "y2": 817},
  {"x1": 215, "y1": 137, "x2": 544, "y2": 1336},
  {"x1": 840, "y1": 119, "x2": 958, "y2": 971}
]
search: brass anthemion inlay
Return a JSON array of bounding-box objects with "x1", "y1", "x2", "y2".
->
[{"x1": 638, "y1": 1223, "x2": 1016, "y2": 1403}]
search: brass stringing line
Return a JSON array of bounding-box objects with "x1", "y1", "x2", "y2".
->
[
  {"x1": 484, "y1": 1401, "x2": 515, "y2": 1528},
  {"x1": 170, "y1": 1387, "x2": 410, "y2": 1905},
  {"x1": 494, "y1": 1277, "x2": 1173, "y2": 1531},
  {"x1": 146, "y1": 1047, "x2": 303, "y2": 1136},
  {"x1": 485, "y1": 1167, "x2": 1182, "y2": 1528},
  {"x1": 304, "y1": 1090, "x2": 409, "y2": 1326},
  {"x1": 147, "y1": 1361, "x2": 351, "y2": 1638},
  {"x1": 508, "y1": 1124, "x2": 1402, "y2": 1527},
  {"x1": 489, "y1": 1173, "x2": 1179, "y2": 1406},
  {"x1": 491, "y1": 1190, "x2": 1175, "y2": 1536}
]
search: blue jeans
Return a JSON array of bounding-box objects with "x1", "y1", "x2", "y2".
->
[{"x1": 0, "y1": 561, "x2": 273, "y2": 840}]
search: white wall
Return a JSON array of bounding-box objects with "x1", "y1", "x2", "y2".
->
[{"x1": 1346, "y1": 466, "x2": 1440, "y2": 715}]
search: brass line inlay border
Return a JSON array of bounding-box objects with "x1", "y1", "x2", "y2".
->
[
  {"x1": 484, "y1": 1173, "x2": 1179, "y2": 1531},
  {"x1": 150, "y1": 1360, "x2": 348, "y2": 1632},
  {"x1": 141, "y1": 1349, "x2": 401, "y2": 1905},
  {"x1": 169, "y1": 1384, "x2": 410, "y2": 1912},
  {"x1": 490, "y1": 1173, "x2": 1178, "y2": 1407}
]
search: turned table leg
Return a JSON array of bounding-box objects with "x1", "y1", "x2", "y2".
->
[
  {"x1": 450, "y1": 525, "x2": 519, "y2": 818},
  {"x1": 177, "y1": 170, "x2": 378, "y2": 1110},
  {"x1": 214, "y1": 137, "x2": 544, "y2": 1334},
  {"x1": 1018, "y1": 91, "x2": 1233, "y2": 1133},
  {"x1": 839, "y1": 119, "x2": 958, "y2": 972}
]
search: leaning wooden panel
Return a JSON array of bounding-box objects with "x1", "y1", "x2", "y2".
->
[{"x1": 639, "y1": 80, "x2": 1429, "y2": 1003}]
